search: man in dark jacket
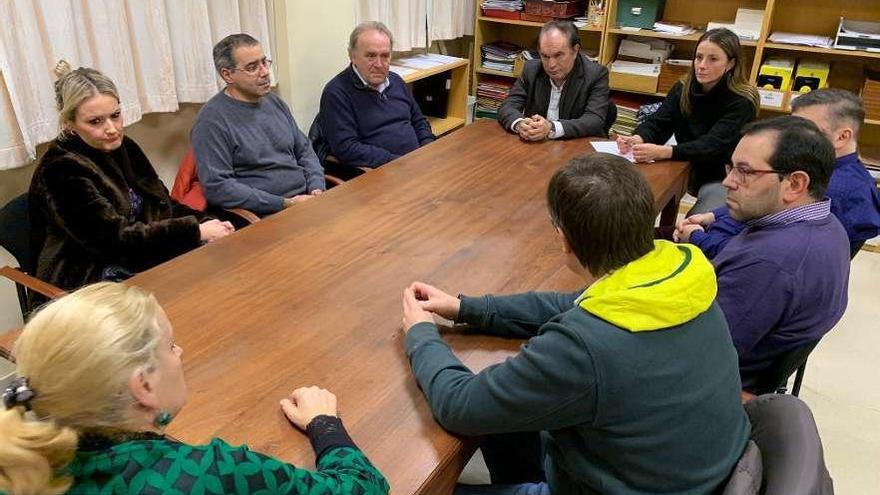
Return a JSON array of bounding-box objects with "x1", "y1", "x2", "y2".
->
[
  {"x1": 498, "y1": 20, "x2": 610, "y2": 140},
  {"x1": 402, "y1": 153, "x2": 749, "y2": 494}
]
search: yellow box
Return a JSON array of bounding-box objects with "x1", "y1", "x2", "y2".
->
[
  {"x1": 609, "y1": 71, "x2": 659, "y2": 94},
  {"x1": 757, "y1": 58, "x2": 795, "y2": 91},
  {"x1": 792, "y1": 60, "x2": 830, "y2": 93}
]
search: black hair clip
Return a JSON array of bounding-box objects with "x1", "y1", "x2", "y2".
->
[{"x1": 3, "y1": 376, "x2": 35, "y2": 410}]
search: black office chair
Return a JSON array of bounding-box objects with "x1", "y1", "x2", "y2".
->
[
  {"x1": 749, "y1": 341, "x2": 819, "y2": 397},
  {"x1": 308, "y1": 113, "x2": 365, "y2": 184},
  {"x1": 0, "y1": 194, "x2": 64, "y2": 318},
  {"x1": 744, "y1": 394, "x2": 834, "y2": 494},
  {"x1": 603, "y1": 103, "x2": 617, "y2": 137}
]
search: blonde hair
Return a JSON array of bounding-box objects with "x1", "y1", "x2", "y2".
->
[
  {"x1": 680, "y1": 28, "x2": 759, "y2": 116},
  {"x1": 53, "y1": 60, "x2": 120, "y2": 136},
  {"x1": 0, "y1": 283, "x2": 164, "y2": 495}
]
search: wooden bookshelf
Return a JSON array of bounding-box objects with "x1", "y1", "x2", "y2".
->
[
  {"x1": 762, "y1": 42, "x2": 880, "y2": 61},
  {"x1": 476, "y1": 67, "x2": 518, "y2": 78},
  {"x1": 394, "y1": 57, "x2": 470, "y2": 137},
  {"x1": 472, "y1": 0, "x2": 880, "y2": 149}
]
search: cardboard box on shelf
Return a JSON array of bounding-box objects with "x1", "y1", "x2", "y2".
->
[{"x1": 610, "y1": 71, "x2": 659, "y2": 94}]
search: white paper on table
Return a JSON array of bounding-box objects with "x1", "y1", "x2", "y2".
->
[{"x1": 590, "y1": 141, "x2": 635, "y2": 163}]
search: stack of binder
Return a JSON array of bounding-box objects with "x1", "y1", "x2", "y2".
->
[
  {"x1": 481, "y1": 41, "x2": 522, "y2": 73},
  {"x1": 611, "y1": 104, "x2": 639, "y2": 136},
  {"x1": 610, "y1": 93, "x2": 660, "y2": 136},
  {"x1": 476, "y1": 77, "x2": 514, "y2": 119}
]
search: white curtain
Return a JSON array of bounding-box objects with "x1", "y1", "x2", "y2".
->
[
  {"x1": 0, "y1": 0, "x2": 272, "y2": 170},
  {"x1": 356, "y1": 0, "x2": 474, "y2": 51},
  {"x1": 356, "y1": 0, "x2": 428, "y2": 52},
  {"x1": 428, "y1": 0, "x2": 475, "y2": 42}
]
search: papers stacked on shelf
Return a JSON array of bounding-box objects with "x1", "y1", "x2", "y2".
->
[
  {"x1": 618, "y1": 38, "x2": 673, "y2": 64},
  {"x1": 768, "y1": 32, "x2": 834, "y2": 48},
  {"x1": 481, "y1": 41, "x2": 522, "y2": 73},
  {"x1": 653, "y1": 21, "x2": 697, "y2": 36},
  {"x1": 707, "y1": 8, "x2": 764, "y2": 41},
  {"x1": 481, "y1": 0, "x2": 524, "y2": 11}
]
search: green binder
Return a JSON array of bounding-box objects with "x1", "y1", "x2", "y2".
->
[{"x1": 617, "y1": 0, "x2": 666, "y2": 29}]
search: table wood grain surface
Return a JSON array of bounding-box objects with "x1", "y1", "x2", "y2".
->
[{"x1": 0, "y1": 120, "x2": 688, "y2": 494}]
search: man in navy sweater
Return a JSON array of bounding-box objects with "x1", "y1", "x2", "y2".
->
[
  {"x1": 318, "y1": 22, "x2": 434, "y2": 175},
  {"x1": 710, "y1": 116, "x2": 850, "y2": 393}
]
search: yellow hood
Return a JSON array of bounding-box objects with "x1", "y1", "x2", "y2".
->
[{"x1": 575, "y1": 240, "x2": 717, "y2": 332}]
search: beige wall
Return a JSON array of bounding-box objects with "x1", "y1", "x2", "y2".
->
[{"x1": 273, "y1": 0, "x2": 357, "y2": 130}]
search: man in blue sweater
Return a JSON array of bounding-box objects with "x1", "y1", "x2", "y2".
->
[
  {"x1": 192, "y1": 34, "x2": 325, "y2": 216},
  {"x1": 317, "y1": 22, "x2": 434, "y2": 174},
  {"x1": 708, "y1": 116, "x2": 850, "y2": 393},
  {"x1": 402, "y1": 154, "x2": 749, "y2": 494},
  {"x1": 677, "y1": 89, "x2": 880, "y2": 259}
]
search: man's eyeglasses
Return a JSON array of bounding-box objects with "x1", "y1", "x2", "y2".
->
[
  {"x1": 231, "y1": 58, "x2": 273, "y2": 75},
  {"x1": 725, "y1": 164, "x2": 789, "y2": 185}
]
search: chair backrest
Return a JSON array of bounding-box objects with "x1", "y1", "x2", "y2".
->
[
  {"x1": 0, "y1": 194, "x2": 33, "y2": 273},
  {"x1": 170, "y1": 149, "x2": 207, "y2": 211},
  {"x1": 750, "y1": 341, "x2": 819, "y2": 395},
  {"x1": 603, "y1": 103, "x2": 617, "y2": 137},
  {"x1": 720, "y1": 440, "x2": 762, "y2": 495},
  {"x1": 308, "y1": 112, "x2": 331, "y2": 164},
  {"x1": 745, "y1": 394, "x2": 834, "y2": 495}
]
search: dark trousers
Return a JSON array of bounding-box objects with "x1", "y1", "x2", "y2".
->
[
  {"x1": 455, "y1": 432, "x2": 550, "y2": 495},
  {"x1": 481, "y1": 432, "x2": 546, "y2": 484}
]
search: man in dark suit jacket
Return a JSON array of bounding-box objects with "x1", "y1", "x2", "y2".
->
[{"x1": 498, "y1": 20, "x2": 610, "y2": 140}]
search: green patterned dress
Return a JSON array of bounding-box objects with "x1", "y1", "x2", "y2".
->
[{"x1": 50, "y1": 416, "x2": 388, "y2": 494}]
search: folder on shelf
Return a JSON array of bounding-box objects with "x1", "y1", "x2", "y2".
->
[{"x1": 835, "y1": 18, "x2": 880, "y2": 52}]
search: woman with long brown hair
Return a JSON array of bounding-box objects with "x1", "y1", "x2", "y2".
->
[{"x1": 618, "y1": 28, "x2": 760, "y2": 214}]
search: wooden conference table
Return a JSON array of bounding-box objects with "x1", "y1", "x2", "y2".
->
[{"x1": 1, "y1": 120, "x2": 688, "y2": 494}]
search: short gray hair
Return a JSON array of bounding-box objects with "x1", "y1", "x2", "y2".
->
[
  {"x1": 791, "y1": 88, "x2": 865, "y2": 137},
  {"x1": 212, "y1": 33, "x2": 260, "y2": 73},
  {"x1": 348, "y1": 21, "x2": 394, "y2": 55}
]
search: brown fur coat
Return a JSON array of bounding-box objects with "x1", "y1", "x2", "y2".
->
[{"x1": 29, "y1": 134, "x2": 204, "y2": 292}]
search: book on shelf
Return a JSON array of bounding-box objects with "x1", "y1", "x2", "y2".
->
[{"x1": 476, "y1": 77, "x2": 515, "y2": 119}]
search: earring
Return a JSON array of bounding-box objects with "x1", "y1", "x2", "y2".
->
[{"x1": 154, "y1": 410, "x2": 173, "y2": 428}]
